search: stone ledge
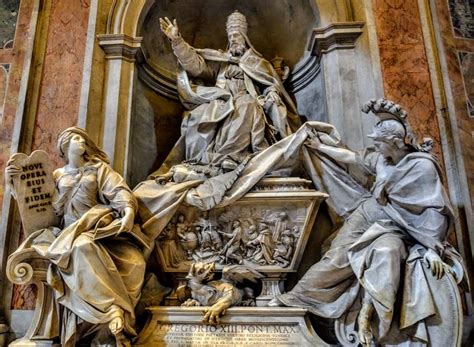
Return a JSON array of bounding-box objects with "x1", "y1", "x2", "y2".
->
[
  {"x1": 98, "y1": 34, "x2": 142, "y2": 61},
  {"x1": 308, "y1": 22, "x2": 365, "y2": 56}
]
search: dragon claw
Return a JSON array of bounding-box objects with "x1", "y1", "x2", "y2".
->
[
  {"x1": 203, "y1": 306, "x2": 223, "y2": 325},
  {"x1": 182, "y1": 299, "x2": 201, "y2": 307}
]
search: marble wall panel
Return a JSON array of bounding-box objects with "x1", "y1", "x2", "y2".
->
[
  {"x1": 0, "y1": 0, "x2": 38, "y2": 312},
  {"x1": 9, "y1": 0, "x2": 91, "y2": 310},
  {"x1": 458, "y1": 51, "x2": 474, "y2": 118},
  {"x1": 10, "y1": 284, "x2": 37, "y2": 311},
  {"x1": 448, "y1": 0, "x2": 474, "y2": 39},
  {"x1": 0, "y1": 0, "x2": 38, "y2": 217},
  {"x1": 0, "y1": 0, "x2": 20, "y2": 49},
  {"x1": 30, "y1": 0, "x2": 90, "y2": 169},
  {"x1": 373, "y1": 0, "x2": 443, "y2": 161},
  {"x1": 0, "y1": 64, "x2": 9, "y2": 119},
  {"x1": 434, "y1": 0, "x2": 474, "y2": 213}
]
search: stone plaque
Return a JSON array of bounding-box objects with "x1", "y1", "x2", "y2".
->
[
  {"x1": 10, "y1": 150, "x2": 56, "y2": 235},
  {"x1": 135, "y1": 307, "x2": 328, "y2": 346}
]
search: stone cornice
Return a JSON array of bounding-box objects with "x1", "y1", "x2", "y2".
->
[
  {"x1": 308, "y1": 22, "x2": 365, "y2": 56},
  {"x1": 136, "y1": 48, "x2": 321, "y2": 100},
  {"x1": 97, "y1": 34, "x2": 142, "y2": 62}
]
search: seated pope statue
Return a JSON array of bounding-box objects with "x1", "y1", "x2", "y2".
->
[
  {"x1": 269, "y1": 99, "x2": 465, "y2": 345},
  {"x1": 158, "y1": 11, "x2": 300, "y2": 174}
]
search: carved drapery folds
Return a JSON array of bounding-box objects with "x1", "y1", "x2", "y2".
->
[{"x1": 2, "y1": 1, "x2": 468, "y2": 346}]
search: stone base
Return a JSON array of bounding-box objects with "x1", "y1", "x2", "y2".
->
[
  {"x1": 9, "y1": 338, "x2": 59, "y2": 346},
  {"x1": 134, "y1": 307, "x2": 328, "y2": 346}
]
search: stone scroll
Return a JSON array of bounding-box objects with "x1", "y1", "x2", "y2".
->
[{"x1": 9, "y1": 150, "x2": 57, "y2": 235}]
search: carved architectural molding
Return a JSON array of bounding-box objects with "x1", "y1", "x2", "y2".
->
[
  {"x1": 306, "y1": 21, "x2": 370, "y2": 150},
  {"x1": 98, "y1": 34, "x2": 142, "y2": 62},
  {"x1": 308, "y1": 22, "x2": 365, "y2": 56},
  {"x1": 136, "y1": 50, "x2": 321, "y2": 100},
  {"x1": 136, "y1": 49, "x2": 179, "y2": 100},
  {"x1": 285, "y1": 56, "x2": 321, "y2": 94}
]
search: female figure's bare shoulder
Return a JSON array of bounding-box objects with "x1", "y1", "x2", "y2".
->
[{"x1": 53, "y1": 167, "x2": 65, "y2": 181}]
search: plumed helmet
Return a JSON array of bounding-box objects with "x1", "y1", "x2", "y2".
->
[{"x1": 362, "y1": 98, "x2": 433, "y2": 152}]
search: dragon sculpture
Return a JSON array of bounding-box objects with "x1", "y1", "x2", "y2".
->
[{"x1": 177, "y1": 262, "x2": 263, "y2": 324}]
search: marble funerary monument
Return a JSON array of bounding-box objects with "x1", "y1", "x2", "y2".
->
[{"x1": 1, "y1": 2, "x2": 471, "y2": 347}]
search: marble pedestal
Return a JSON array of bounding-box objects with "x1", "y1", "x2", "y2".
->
[
  {"x1": 134, "y1": 307, "x2": 329, "y2": 346},
  {"x1": 9, "y1": 339, "x2": 59, "y2": 347}
]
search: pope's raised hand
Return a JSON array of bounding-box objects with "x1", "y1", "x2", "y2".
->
[{"x1": 159, "y1": 17, "x2": 180, "y2": 41}]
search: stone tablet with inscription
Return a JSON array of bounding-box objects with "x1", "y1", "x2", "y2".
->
[
  {"x1": 135, "y1": 307, "x2": 329, "y2": 346},
  {"x1": 10, "y1": 150, "x2": 57, "y2": 235}
]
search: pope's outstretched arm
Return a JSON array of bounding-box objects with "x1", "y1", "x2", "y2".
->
[{"x1": 159, "y1": 17, "x2": 213, "y2": 78}]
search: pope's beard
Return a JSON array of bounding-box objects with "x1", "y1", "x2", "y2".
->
[{"x1": 229, "y1": 42, "x2": 247, "y2": 57}]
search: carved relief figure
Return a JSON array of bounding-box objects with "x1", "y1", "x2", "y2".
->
[
  {"x1": 244, "y1": 224, "x2": 259, "y2": 258},
  {"x1": 251, "y1": 222, "x2": 276, "y2": 265},
  {"x1": 269, "y1": 99, "x2": 465, "y2": 346},
  {"x1": 6, "y1": 127, "x2": 146, "y2": 346},
  {"x1": 269, "y1": 211, "x2": 289, "y2": 243},
  {"x1": 195, "y1": 214, "x2": 223, "y2": 253},
  {"x1": 156, "y1": 207, "x2": 302, "y2": 269},
  {"x1": 157, "y1": 220, "x2": 186, "y2": 268},
  {"x1": 176, "y1": 214, "x2": 198, "y2": 260},
  {"x1": 273, "y1": 230, "x2": 295, "y2": 267},
  {"x1": 219, "y1": 220, "x2": 244, "y2": 264},
  {"x1": 177, "y1": 262, "x2": 263, "y2": 324},
  {"x1": 159, "y1": 11, "x2": 300, "y2": 172}
]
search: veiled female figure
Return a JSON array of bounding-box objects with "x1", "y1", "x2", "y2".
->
[{"x1": 6, "y1": 127, "x2": 146, "y2": 346}]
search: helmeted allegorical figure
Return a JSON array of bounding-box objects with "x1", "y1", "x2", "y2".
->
[
  {"x1": 268, "y1": 99, "x2": 464, "y2": 345},
  {"x1": 6, "y1": 127, "x2": 146, "y2": 346},
  {"x1": 158, "y1": 11, "x2": 300, "y2": 173}
]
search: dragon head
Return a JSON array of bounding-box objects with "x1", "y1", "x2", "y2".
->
[{"x1": 186, "y1": 262, "x2": 216, "y2": 283}]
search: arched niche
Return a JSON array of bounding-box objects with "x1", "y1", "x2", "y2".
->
[
  {"x1": 129, "y1": 0, "x2": 324, "y2": 186},
  {"x1": 98, "y1": 0, "x2": 380, "y2": 186}
]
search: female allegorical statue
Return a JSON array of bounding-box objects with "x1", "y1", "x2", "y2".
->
[{"x1": 6, "y1": 127, "x2": 146, "y2": 346}]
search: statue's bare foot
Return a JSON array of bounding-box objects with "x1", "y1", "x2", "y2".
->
[
  {"x1": 221, "y1": 158, "x2": 238, "y2": 171},
  {"x1": 357, "y1": 300, "x2": 374, "y2": 346},
  {"x1": 267, "y1": 297, "x2": 284, "y2": 307},
  {"x1": 109, "y1": 308, "x2": 125, "y2": 336}
]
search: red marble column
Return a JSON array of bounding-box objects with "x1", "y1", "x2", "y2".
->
[
  {"x1": 373, "y1": 0, "x2": 443, "y2": 161},
  {"x1": 31, "y1": 0, "x2": 91, "y2": 168},
  {"x1": 8, "y1": 0, "x2": 91, "y2": 310},
  {"x1": 433, "y1": 0, "x2": 474, "y2": 213},
  {"x1": 0, "y1": 0, "x2": 38, "y2": 312},
  {"x1": 0, "y1": 1, "x2": 36, "y2": 225}
]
